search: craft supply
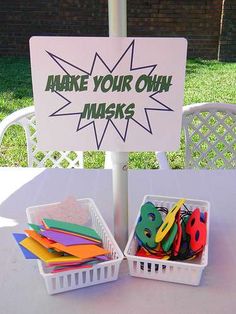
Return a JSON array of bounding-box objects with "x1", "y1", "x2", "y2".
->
[
  {"x1": 20, "y1": 237, "x2": 92, "y2": 264},
  {"x1": 22, "y1": 197, "x2": 123, "y2": 294},
  {"x1": 176, "y1": 216, "x2": 191, "y2": 260},
  {"x1": 172, "y1": 210, "x2": 182, "y2": 256},
  {"x1": 96, "y1": 255, "x2": 110, "y2": 261},
  {"x1": 135, "y1": 199, "x2": 207, "y2": 263},
  {"x1": 51, "y1": 265, "x2": 92, "y2": 273},
  {"x1": 46, "y1": 261, "x2": 90, "y2": 267},
  {"x1": 43, "y1": 218, "x2": 101, "y2": 241},
  {"x1": 24, "y1": 229, "x2": 55, "y2": 249},
  {"x1": 20, "y1": 237, "x2": 62, "y2": 262},
  {"x1": 39, "y1": 196, "x2": 91, "y2": 226},
  {"x1": 42, "y1": 227, "x2": 102, "y2": 243},
  {"x1": 28, "y1": 223, "x2": 42, "y2": 233},
  {"x1": 162, "y1": 222, "x2": 177, "y2": 252},
  {"x1": 13, "y1": 233, "x2": 38, "y2": 259},
  {"x1": 155, "y1": 198, "x2": 185, "y2": 242},
  {"x1": 51, "y1": 243, "x2": 110, "y2": 259},
  {"x1": 186, "y1": 208, "x2": 207, "y2": 252},
  {"x1": 39, "y1": 229, "x2": 99, "y2": 246},
  {"x1": 135, "y1": 202, "x2": 162, "y2": 249},
  {"x1": 136, "y1": 246, "x2": 168, "y2": 259},
  {"x1": 14, "y1": 214, "x2": 111, "y2": 275}
]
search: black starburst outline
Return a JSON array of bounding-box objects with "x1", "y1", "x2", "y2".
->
[{"x1": 46, "y1": 40, "x2": 173, "y2": 149}]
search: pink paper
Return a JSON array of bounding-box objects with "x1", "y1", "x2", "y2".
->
[{"x1": 52, "y1": 265, "x2": 92, "y2": 273}]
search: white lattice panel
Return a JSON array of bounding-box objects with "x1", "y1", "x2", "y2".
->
[
  {"x1": 183, "y1": 106, "x2": 236, "y2": 169},
  {"x1": 23, "y1": 113, "x2": 84, "y2": 168},
  {"x1": 0, "y1": 106, "x2": 111, "y2": 169}
]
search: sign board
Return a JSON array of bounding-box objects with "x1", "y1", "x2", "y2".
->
[{"x1": 30, "y1": 37, "x2": 187, "y2": 151}]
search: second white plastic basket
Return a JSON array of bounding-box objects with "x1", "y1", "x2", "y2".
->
[
  {"x1": 26, "y1": 198, "x2": 124, "y2": 294},
  {"x1": 124, "y1": 195, "x2": 210, "y2": 286}
]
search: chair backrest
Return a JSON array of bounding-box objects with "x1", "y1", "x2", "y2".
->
[
  {"x1": 182, "y1": 103, "x2": 236, "y2": 169},
  {"x1": 0, "y1": 106, "x2": 112, "y2": 168}
]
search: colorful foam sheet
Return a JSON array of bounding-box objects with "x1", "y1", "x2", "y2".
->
[
  {"x1": 52, "y1": 243, "x2": 110, "y2": 259},
  {"x1": 39, "y1": 229, "x2": 99, "y2": 246},
  {"x1": 24, "y1": 230, "x2": 55, "y2": 249},
  {"x1": 136, "y1": 247, "x2": 168, "y2": 259},
  {"x1": 45, "y1": 228, "x2": 101, "y2": 243},
  {"x1": 28, "y1": 223, "x2": 42, "y2": 233},
  {"x1": 46, "y1": 260, "x2": 92, "y2": 267},
  {"x1": 96, "y1": 255, "x2": 110, "y2": 261},
  {"x1": 52, "y1": 265, "x2": 92, "y2": 273},
  {"x1": 13, "y1": 233, "x2": 38, "y2": 259},
  {"x1": 43, "y1": 218, "x2": 101, "y2": 241},
  {"x1": 19, "y1": 237, "x2": 84, "y2": 263}
]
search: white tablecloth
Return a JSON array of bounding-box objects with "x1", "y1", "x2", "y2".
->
[{"x1": 0, "y1": 168, "x2": 236, "y2": 314}]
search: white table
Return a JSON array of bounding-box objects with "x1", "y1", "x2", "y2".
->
[{"x1": 0, "y1": 168, "x2": 236, "y2": 314}]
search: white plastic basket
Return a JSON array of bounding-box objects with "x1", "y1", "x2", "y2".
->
[
  {"x1": 124, "y1": 195, "x2": 210, "y2": 286},
  {"x1": 26, "y1": 198, "x2": 124, "y2": 295}
]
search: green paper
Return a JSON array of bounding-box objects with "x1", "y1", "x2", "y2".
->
[
  {"x1": 181, "y1": 216, "x2": 190, "y2": 242},
  {"x1": 162, "y1": 223, "x2": 178, "y2": 252},
  {"x1": 28, "y1": 223, "x2": 42, "y2": 233},
  {"x1": 48, "y1": 248, "x2": 58, "y2": 253},
  {"x1": 179, "y1": 216, "x2": 191, "y2": 257},
  {"x1": 43, "y1": 218, "x2": 101, "y2": 241},
  {"x1": 135, "y1": 202, "x2": 163, "y2": 249}
]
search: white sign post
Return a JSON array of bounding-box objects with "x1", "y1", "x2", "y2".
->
[
  {"x1": 108, "y1": 0, "x2": 129, "y2": 251},
  {"x1": 29, "y1": 2, "x2": 187, "y2": 250}
]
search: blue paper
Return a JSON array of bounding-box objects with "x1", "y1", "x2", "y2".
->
[{"x1": 13, "y1": 233, "x2": 38, "y2": 259}]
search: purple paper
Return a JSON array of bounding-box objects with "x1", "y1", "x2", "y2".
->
[
  {"x1": 39, "y1": 229, "x2": 98, "y2": 246},
  {"x1": 96, "y1": 255, "x2": 110, "y2": 261}
]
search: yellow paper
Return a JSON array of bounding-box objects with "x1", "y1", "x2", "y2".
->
[
  {"x1": 162, "y1": 255, "x2": 170, "y2": 260},
  {"x1": 20, "y1": 237, "x2": 83, "y2": 263},
  {"x1": 155, "y1": 198, "x2": 185, "y2": 242}
]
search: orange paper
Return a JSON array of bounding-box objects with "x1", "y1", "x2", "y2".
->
[
  {"x1": 24, "y1": 229, "x2": 55, "y2": 249},
  {"x1": 52, "y1": 243, "x2": 110, "y2": 259}
]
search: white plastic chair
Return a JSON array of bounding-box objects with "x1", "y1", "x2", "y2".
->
[
  {"x1": 0, "y1": 106, "x2": 170, "y2": 170},
  {"x1": 157, "y1": 103, "x2": 236, "y2": 169},
  {"x1": 0, "y1": 106, "x2": 112, "y2": 168}
]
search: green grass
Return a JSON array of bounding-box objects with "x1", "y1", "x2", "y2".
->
[
  {"x1": 0, "y1": 57, "x2": 236, "y2": 168},
  {"x1": 0, "y1": 57, "x2": 33, "y2": 121},
  {"x1": 184, "y1": 59, "x2": 236, "y2": 104}
]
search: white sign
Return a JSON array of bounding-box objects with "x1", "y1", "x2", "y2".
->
[{"x1": 30, "y1": 37, "x2": 187, "y2": 151}]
